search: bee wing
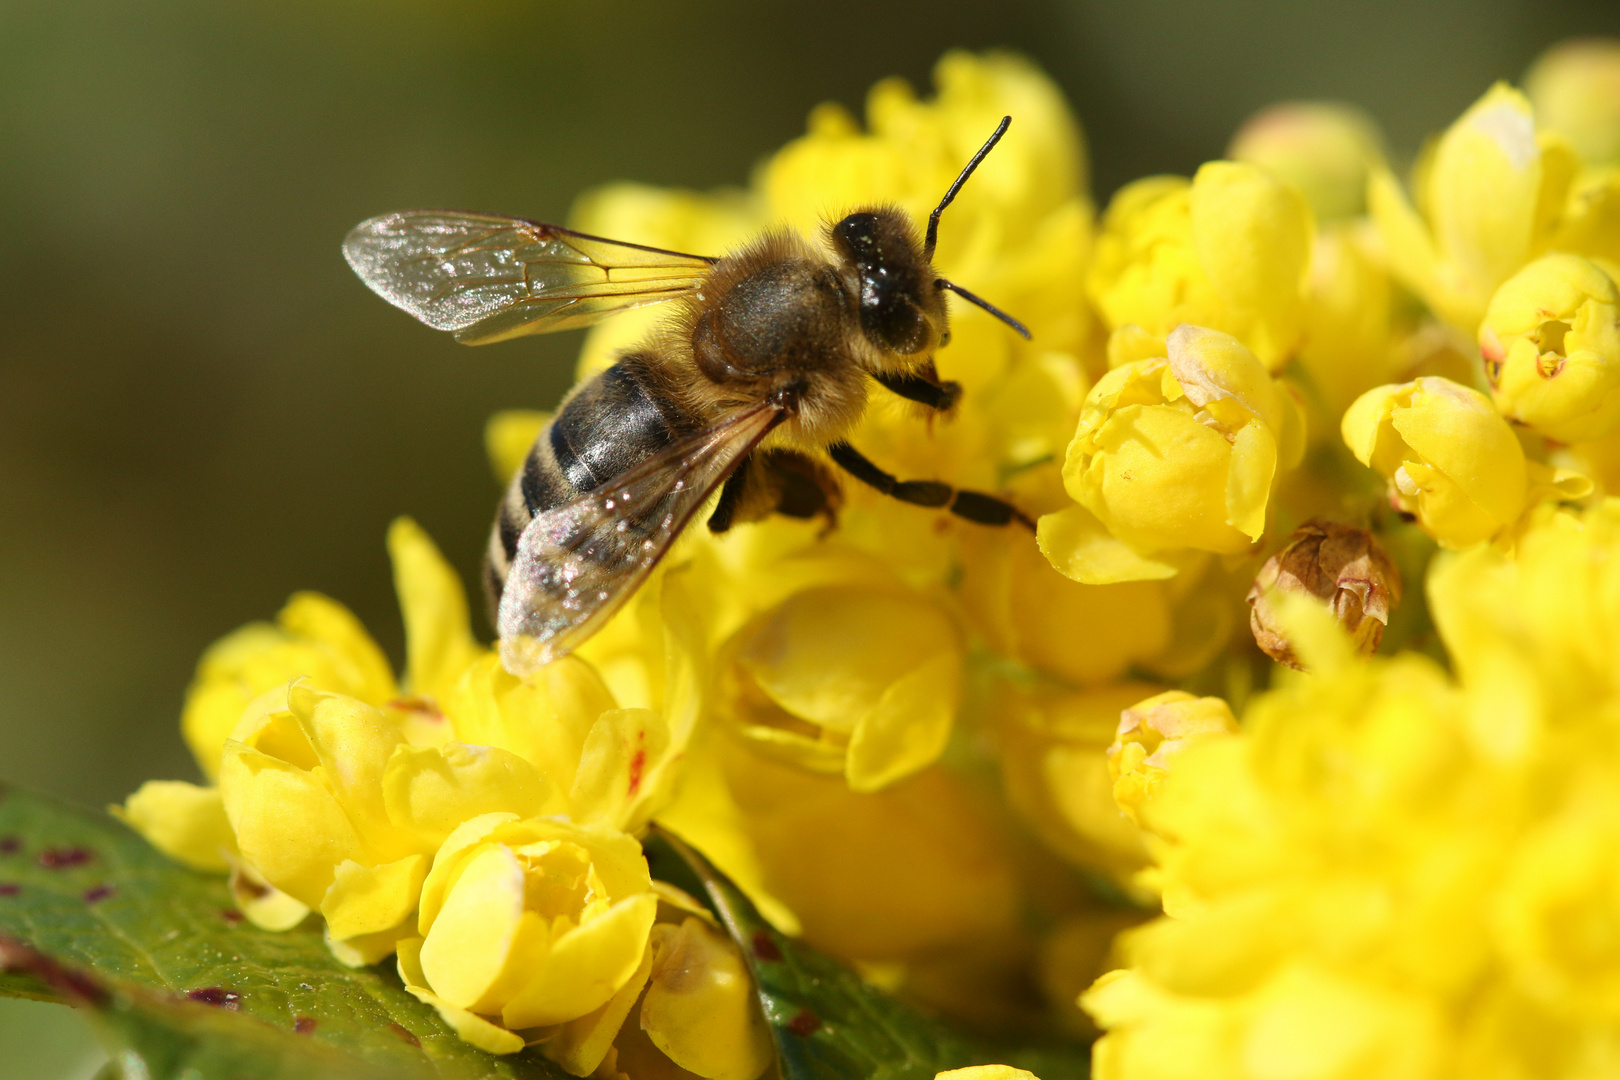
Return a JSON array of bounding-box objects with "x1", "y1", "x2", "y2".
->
[
  {"x1": 497, "y1": 402, "x2": 785, "y2": 676},
  {"x1": 343, "y1": 210, "x2": 716, "y2": 345}
]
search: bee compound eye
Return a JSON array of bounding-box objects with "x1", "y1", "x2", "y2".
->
[{"x1": 833, "y1": 211, "x2": 880, "y2": 253}]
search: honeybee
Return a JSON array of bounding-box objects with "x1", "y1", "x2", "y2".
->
[{"x1": 345, "y1": 118, "x2": 1032, "y2": 675}]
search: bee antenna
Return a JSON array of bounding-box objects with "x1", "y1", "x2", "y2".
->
[
  {"x1": 924, "y1": 116, "x2": 1011, "y2": 261},
  {"x1": 936, "y1": 278, "x2": 1032, "y2": 340}
]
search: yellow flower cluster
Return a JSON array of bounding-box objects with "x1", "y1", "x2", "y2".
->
[
  {"x1": 1086, "y1": 499, "x2": 1620, "y2": 1078},
  {"x1": 120, "y1": 35, "x2": 1620, "y2": 1077},
  {"x1": 122, "y1": 520, "x2": 766, "y2": 1069}
]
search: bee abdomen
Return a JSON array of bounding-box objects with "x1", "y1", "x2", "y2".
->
[{"x1": 485, "y1": 354, "x2": 699, "y2": 616}]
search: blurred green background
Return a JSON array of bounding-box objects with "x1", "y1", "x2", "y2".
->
[{"x1": 2, "y1": 0, "x2": 1617, "y2": 1074}]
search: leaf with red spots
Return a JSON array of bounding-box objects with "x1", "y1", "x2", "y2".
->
[{"x1": 0, "y1": 786, "x2": 571, "y2": 1080}]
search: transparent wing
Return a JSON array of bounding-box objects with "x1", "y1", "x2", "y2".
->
[
  {"x1": 497, "y1": 403, "x2": 785, "y2": 675},
  {"x1": 343, "y1": 210, "x2": 716, "y2": 344}
]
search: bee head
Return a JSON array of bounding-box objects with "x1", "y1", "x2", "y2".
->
[
  {"x1": 831, "y1": 117, "x2": 1031, "y2": 360},
  {"x1": 830, "y1": 207, "x2": 945, "y2": 357}
]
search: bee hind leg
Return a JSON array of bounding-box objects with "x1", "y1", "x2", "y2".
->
[{"x1": 826, "y1": 441, "x2": 1034, "y2": 530}]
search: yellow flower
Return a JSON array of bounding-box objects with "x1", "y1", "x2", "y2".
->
[
  {"x1": 1480, "y1": 253, "x2": 1620, "y2": 442},
  {"x1": 1087, "y1": 162, "x2": 1315, "y2": 371},
  {"x1": 1370, "y1": 82, "x2": 1579, "y2": 333},
  {"x1": 1228, "y1": 101, "x2": 1387, "y2": 221},
  {"x1": 998, "y1": 683, "x2": 1165, "y2": 879},
  {"x1": 111, "y1": 780, "x2": 237, "y2": 873},
  {"x1": 936, "y1": 1069, "x2": 1040, "y2": 1080},
  {"x1": 1295, "y1": 222, "x2": 1402, "y2": 425},
  {"x1": 396, "y1": 814, "x2": 657, "y2": 1054},
  {"x1": 1042, "y1": 325, "x2": 1305, "y2": 582},
  {"x1": 1084, "y1": 500, "x2": 1620, "y2": 1080},
  {"x1": 176, "y1": 517, "x2": 477, "y2": 779},
  {"x1": 663, "y1": 736, "x2": 1020, "y2": 965},
  {"x1": 581, "y1": 900, "x2": 773, "y2": 1080},
  {"x1": 959, "y1": 523, "x2": 1173, "y2": 686},
  {"x1": 1341, "y1": 376, "x2": 1528, "y2": 547},
  {"x1": 217, "y1": 685, "x2": 552, "y2": 952},
  {"x1": 180, "y1": 592, "x2": 396, "y2": 782},
  {"x1": 1526, "y1": 38, "x2": 1620, "y2": 167},
  {"x1": 720, "y1": 583, "x2": 963, "y2": 792}
]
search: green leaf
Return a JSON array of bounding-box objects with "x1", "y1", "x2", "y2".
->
[
  {"x1": 645, "y1": 829, "x2": 1089, "y2": 1080},
  {"x1": 0, "y1": 784, "x2": 568, "y2": 1080}
]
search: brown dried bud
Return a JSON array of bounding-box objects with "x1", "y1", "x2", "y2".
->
[{"x1": 1246, "y1": 519, "x2": 1401, "y2": 669}]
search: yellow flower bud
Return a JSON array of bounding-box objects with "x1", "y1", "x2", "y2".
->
[
  {"x1": 1342, "y1": 377, "x2": 1529, "y2": 547},
  {"x1": 405, "y1": 814, "x2": 657, "y2": 1042},
  {"x1": 636, "y1": 916, "x2": 773, "y2": 1080},
  {"x1": 1051, "y1": 326, "x2": 1302, "y2": 575},
  {"x1": 1526, "y1": 38, "x2": 1620, "y2": 167},
  {"x1": 1480, "y1": 253, "x2": 1620, "y2": 442},
  {"x1": 1370, "y1": 83, "x2": 1579, "y2": 332},
  {"x1": 1087, "y1": 164, "x2": 1314, "y2": 371},
  {"x1": 723, "y1": 584, "x2": 963, "y2": 792},
  {"x1": 1247, "y1": 520, "x2": 1402, "y2": 670},
  {"x1": 1107, "y1": 691, "x2": 1239, "y2": 829},
  {"x1": 1228, "y1": 102, "x2": 1386, "y2": 221}
]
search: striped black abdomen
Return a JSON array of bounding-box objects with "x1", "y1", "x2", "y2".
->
[{"x1": 484, "y1": 353, "x2": 699, "y2": 616}]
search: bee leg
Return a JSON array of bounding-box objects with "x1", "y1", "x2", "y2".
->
[
  {"x1": 707, "y1": 460, "x2": 754, "y2": 533},
  {"x1": 711, "y1": 451, "x2": 842, "y2": 533},
  {"x1": 873, "y1": 368, "x2": 962, "y2": 412},
  {"x1": 826, "y1": 441, "x2": 1034, "y2": 530},
  {"x1": 756, "y1": 449, "x2": 842, "y2": 531}
]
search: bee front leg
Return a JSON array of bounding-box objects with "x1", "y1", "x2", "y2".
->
[
  {"x1": 826, "y1": 441, "x2": 1033, "y2": 529},
  {"x1": 873, "y1": 368, "x2": 962, "y2": 412}
]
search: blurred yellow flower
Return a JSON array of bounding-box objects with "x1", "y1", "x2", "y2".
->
[
  {"x1": 1526, "y1": 38, "x2": 1620, "y2": 167},
  {"x1": 1480, "y1": 252, "x2": 1620, "y2": 442},
  {"x1": 112, "y1": 780, "x2": 237, "y2": 873},
  {"x1": 1295, "y1": 221, "x2": 1402, "y2": 426},
  {"x1": 1087, "y1": 162, "x2": 1315, "y2": 371},
  {"x1": 1228, "y1": 101, "x2": 1387, "y2": 222},
  {"x1": 721, "y1": 583, "x2": 962, "y2": 792},
  {"x1": 593, "y1": 909, "x2": 773, "y2": 1080},
  {"x1": 664, "y1": 737, "x2": 1020, "y2": 965},
  {"x1": 959, "y1": 524, "x2": 1173, "y2": 687},
  {"x1": 1043, "y1": 325, "x2": 1305, "y2": 582},
  {"x1": 1370, "y1": 82, "x2": 1578, "y2": 334},
  {"x1": 998, "y1": 683, "x2": 1164, "y2": 879}
]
